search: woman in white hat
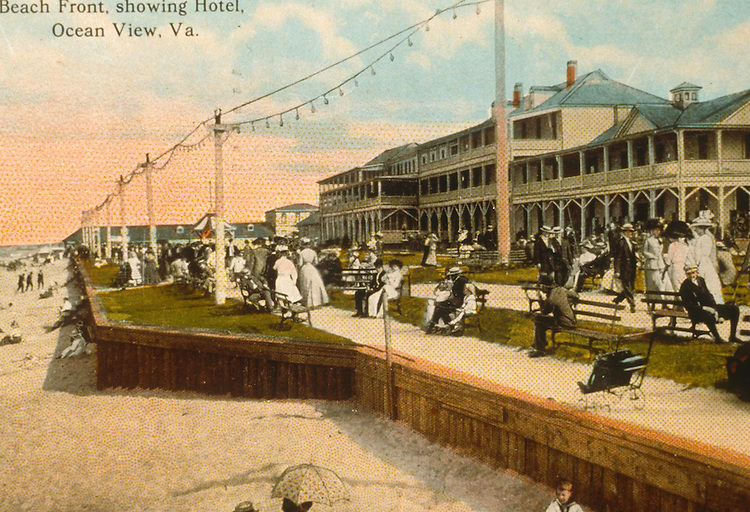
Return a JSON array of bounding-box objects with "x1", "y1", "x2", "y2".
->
[{"x1": 689, "y1": 214, "x2": 723, "y2": 304}]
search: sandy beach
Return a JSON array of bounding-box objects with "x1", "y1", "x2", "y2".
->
[{"x1": 0, "y1": 257, "x2": 559, "y2": 512}]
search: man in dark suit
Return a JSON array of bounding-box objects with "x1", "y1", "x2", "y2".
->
[
  {"x1": 529, "y1": 285, "x2": 578, "y2": 358},
  {"x1": 533, "y1": 226, "x2": 555, "y2": 286},
  {"x1": 425, "y1": 266, "x2": 470, "y2": 333},
  {"x1": 612, "y1": 223, "x2": 637, "y2": 312},
  {"x1": 680, "y1": 264, "x2": 743, "y2": 344},
  {"x1": 354, "y1": 259, "x2": 385, "y2": 317}
]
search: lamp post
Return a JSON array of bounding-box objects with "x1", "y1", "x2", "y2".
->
[
  {"x1": 494, "y1": 0, "x2": 510, "y2": 263},
  {"x1": 143, "y1": 154, "x2": 157, "y2": 255},
  {"x1": 210, "y1": 109, "x2": 238, "y2": 305}
]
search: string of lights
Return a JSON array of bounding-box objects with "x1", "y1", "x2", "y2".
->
[{"x1": 83, "y1": 0, "x2": 489, "y2": 219}]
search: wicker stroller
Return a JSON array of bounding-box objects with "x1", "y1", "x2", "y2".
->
[{"x1": 578, "y1": 334, "x2": 654, "y2": 409}]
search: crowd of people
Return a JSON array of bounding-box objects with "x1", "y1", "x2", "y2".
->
[
  {"x1": 527, "y1": 209, "x2": 747, "y2": 354},
  {"x1": 15, "y1": 269, "x2": 44, "y2": 293}
]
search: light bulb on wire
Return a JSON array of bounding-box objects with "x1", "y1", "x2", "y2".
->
[
  {"x1": 295, "y1": 108, "x2": 300, "y2": 120},
  {"x1": 407, "y1": 37, "x2": 413, "y2": 47},
  {"x1": 389, "y1": 52, "x2": 394, "y2": 62},
  {"x1": 279, "y1": 114, "x2": 283, "y2": 127},
  {"x1": 323, "y1": 94, "x2": 329, "y2": 105},
  {"x1": 371, "y1": 66, "x2": 376, "y2": 75},
  {"x1": 339, "y1": 87, "x2": 344, "y2": 96},
  {"x1": 311, "y1": 101, "x2": 316, "y2": 113},
  {"x1": 265, "y1": 119, "x2": 270, "y2": 129}
]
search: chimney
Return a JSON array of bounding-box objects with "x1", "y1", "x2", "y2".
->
[
  {"x1": 566, "y1": 60, "x2": 577, "y2": 89},
  {"x1": 512, "y1": 83, "x2": 523, "y2": 108}
]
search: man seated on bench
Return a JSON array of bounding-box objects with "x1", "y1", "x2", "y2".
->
[
  {"x1": 364, "y1": 259, "x2": 404, "y2": 318},
  {"x1": 679, "y1": 264, "x2": 744, "y2": 344},
  {"x1": 353, "y1": 259, "x2": 386, "y2": 318},
  {"x1": 529, "y1": 285, "x2": 578, "y2": 358},
  {"x1": 424, "y1": 266, "x2": 471, "y2": 334}
]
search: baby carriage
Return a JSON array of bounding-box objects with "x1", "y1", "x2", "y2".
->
[
  {"x1": 577, "y1": 252, "x2": 610, "y2": 291},
  {"x1": 578, "y1": 335, "x2": 653, "y2": 410}
]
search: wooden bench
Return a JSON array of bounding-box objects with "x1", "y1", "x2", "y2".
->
[
  {"x1": 521, "y1": 284, "x2": 546, "y2": 312},
  {"x1": 737, "y1": 314, "x2": 750, "y2": 339},
  {"x1": 462, "y1": 287, "x2": 489, "y2": 333},
  {"x1": 527, "y1": 288, "x2": 647, "y2": 357},
  {"x1": 274, "y1": 290, "x2": 312, "y2": 330},
  {"x1": 339, "y1": 268, "x2": 411, "y2": 316},
  {"x1": 235, "y1": 274, "x2": 274, "y2": 312},
  {"x1": 642, "y1": 290, "x2": 709, "y2": 339}
]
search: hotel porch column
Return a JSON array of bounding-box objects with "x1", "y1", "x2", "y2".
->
[
  {"x1": 719, "y1": 186, "x2": 726, "y2": 239},
  {"x1": 677, "y1": 130, "x2": 686, "y2": 220},
  {"x1": 580, "y1": 198, "x2": 586, "y2": 238},
  {"x1": 558, "y1": 200, "x2": 564, "y2": 227},
  {"x1": 648, "y1": 135, "x2": 655, "y2": 165},
  {"x1": 604, "y1": 194, "x2": 610, "y2": 225},
  {"x1": 602, "y1": 146, "x2": 610, "y2": 173},
  {"x1": 649, "y1": 190, "x2": 657, "y2": 218},
  {"x1": 627, "y1": 191, "x2": 635, "y2": 222},
  {"x1": 626, "y1": 140, "x2": 634, "y2": 169}
]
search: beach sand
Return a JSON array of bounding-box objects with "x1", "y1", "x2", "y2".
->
[{"x1": 0, "y1": 258, "x2": 557, "y2": 512}]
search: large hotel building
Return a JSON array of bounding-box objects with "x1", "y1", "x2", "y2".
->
[{"x1": 318, "y1": 62, "x2": 750, "y2": 246}]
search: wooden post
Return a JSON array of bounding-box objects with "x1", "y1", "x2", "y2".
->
[
  {"x1": 211, "y1": 110, "x2": 236, "y2": 305},
  {"x1": 105, "y1": 199, "x2": 112, "y2": 259},
  {"x1": 381, "y1": 290, "x2": 396, "y2": 420},
  {"x1": 494, "y1": 0, "x2": 510, "y2": 264},
  {"x1": 144, "y1": 155, "x2": 157, "y2": 255},
  {"x1": 118, "y1": 176, "x2": 128, "y2": 261}
]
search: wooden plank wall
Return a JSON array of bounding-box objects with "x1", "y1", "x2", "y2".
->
[
  {"x1": 92, "y1": 324, "x2": 356, "y2": 400},
  {"x1": 77, "y1": 260, "x2": 750, "y2": 511},
  {"x1": 355, "y1": 349, "x2": 750, "y2": 512}
]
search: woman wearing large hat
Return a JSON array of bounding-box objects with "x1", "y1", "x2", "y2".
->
[{"x1": 689, "y1": 212, "x2": 723, "y2": 304}]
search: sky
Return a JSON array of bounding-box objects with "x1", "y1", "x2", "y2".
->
[{"x1": 0, "y1": 0, "x2": 748, "y2": 245}]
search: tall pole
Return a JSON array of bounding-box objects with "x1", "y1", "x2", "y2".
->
[
  {"x1": 93, "y1": 209, "x2": 101, "y2": 258},
  {"x1": 118, "y1": 176, "x2": 128, "y2": 261},
  {"x1": 144, "y1": 154, "x2": 157, "y2": 254},
  {"x1": 381, "y1": 291, "x2": 395, "y2": 420},
  {"x1": 105, "y1": 199, "x2": 112, "y2": 259},
  {"x1": 494, "y1": 0, "x2": 510, "y2": 263},
  {"x1": 211, "y1": 109, "x2": 230, "y2": 305}
]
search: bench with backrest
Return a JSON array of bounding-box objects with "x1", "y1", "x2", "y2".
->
[
  {"x1": 642, "y1": 290, "x2": 710, "y2": 339},
  {"x1": 235, "y1": 274, "x2": 274, "y2": 312},
  {"x1": 339, "y1": 267, "x2": 412, "y2": 315},
  {"x1": 526, "y1": 285, "x2": 647, "y2": 357},
  {"x1": 274, "y1": 290, "x2": 312, "y2": 329}
]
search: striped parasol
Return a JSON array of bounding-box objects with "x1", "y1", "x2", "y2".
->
[{"x1": 271, "y1": 464, "x2": 349, "y2": 506}]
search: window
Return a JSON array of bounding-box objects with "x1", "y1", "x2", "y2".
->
[
  {"x1": 449, "y1": 173, "x2": 458, "y2": 191},
  {"x1": 450, "y1": 144, "x2": 458, "y2": 155},
  {"x1": 429, "y1": 177, "x2": 438, "y2": 194},
  {"x1": 744, "y1": 133, "x2": 750, "y2": 159},
  {"x1": 461, "y1": 169, "x2": 470, "y2": 188},
  {"x1": 422, "y1": 155, "x2": 428, "y2": 164},
  {"x1": 420, "y1": 179, "x2": 428, "y2": 195},
  {"x1": 484, "y1": 126, "x2": 495, "y2": 145},
  {"x1": 471, "y1": 131, "x2": 482, "y2": 148},
  {"x1": 440, "y1": 148, "x2": 446, "y2": 159},
  {"x1": 176, "y1": 226, "x2": 184, "y2": 234},
  {"x1": 247, "y1": 225, "x2": 254, "y2": 232},
  {"x1": 439, "y1": 174, "x2": 448, "y2": 193},
  {"x1": 484, "y1": 164, "x2": 496, "y2": 185},
  {"x1": 472, "y1": 167, "x2": 483, "y2": 187}
]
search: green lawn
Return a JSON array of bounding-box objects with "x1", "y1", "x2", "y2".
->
[
  {"x1": 83, "y1": 260, "x2": 121, "y2": 288},
  {"x1": 98, "y1": 284, "x2": 353, "y2": 345},
  {"x1": 328, "y1": 290, "x2": 735, "y2": 388}
]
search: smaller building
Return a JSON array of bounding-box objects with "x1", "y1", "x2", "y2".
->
[
  {"x1": 265, "y1": 203, "x2": 318, "y2": 237},
  {"x1": 296, "y1": 212, "x2": 321, "y2": 243}
]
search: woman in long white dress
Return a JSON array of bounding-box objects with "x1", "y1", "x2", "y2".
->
[
  {"x1": 273, "y1": 248, "x2": 302, "y2": 304},
  {"x1": 297, "y1": 243, "x2": 329, "y2": 308},
  {"x1": 690, "y1": 221, "x2": 724, "y2": 304},
  {"x1": 664, "y1": 235, "x2": 690, "y2": 293}
]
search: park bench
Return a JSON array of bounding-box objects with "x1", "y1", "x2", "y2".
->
[
  {"x1": 274, "y1": 290, "x2": 312, "y2": 330},
  {"x1": 446, "y1": 247, "x2": 500, "y2": 270},
  {"x1": 525, "y1": 285, "x2": 648, "y2": 357},
  {"x1": 642, "y1": 290, "x2": 709, "y2": 339},
  {"x1": 235, "y1": 274, "x2": 274, "y2": 313},
  {"x1": 339, "y1": 268, "x2": 411, "y2": 316},
  {"x1": 463, "y1": 286, "x2": 489, "y2": 333}
]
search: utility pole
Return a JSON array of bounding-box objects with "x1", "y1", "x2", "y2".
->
[
  {"x1": 494, "y1": 0, "x2": 510, "y2": 263},
  {"x1": 118, "y1": 175, "x2": 128, "y2": 260},
  {"x1": 144, "y1": 154, "x2": 157, "y2": 254},
  {"x1": 211, "y1": 109, "x2": 236, "y2": 305},
  {"x1": 105, "y1": 198, "x2": 112, "y2": 259}
]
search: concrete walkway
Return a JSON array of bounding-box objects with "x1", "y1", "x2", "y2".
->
[{"x1": 225, "y1": 284, "x2": 750, "y2": 456}]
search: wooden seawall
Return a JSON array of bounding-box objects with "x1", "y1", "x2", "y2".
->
[{"x1": 77, "y1": 262, "x2": 750, "y2": 511}]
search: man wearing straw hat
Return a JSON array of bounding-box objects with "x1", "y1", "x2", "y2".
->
[{"x1": 679, "y1": 263, "x2": 743, "y2": 344}]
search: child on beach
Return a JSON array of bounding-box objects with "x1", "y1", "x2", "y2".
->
[{"x1": 545, "y1": 479, "x2": 584, "y2": 512}]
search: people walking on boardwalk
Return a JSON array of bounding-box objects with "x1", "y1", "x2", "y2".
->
[
  {"x1": 25, "y1": 272, "x2": 33, "y2": 291},
  {"x1": 421, "y1": 233, "x2": 438, "y2": 267},
  {"x1": 642, "y1": 219, "x2": 668, "y2": 295},
  {"x1": 612, "y1": 223, "x2": 637, "y2": 312},
  {"x1": 679, "y1": 264, "x2": 742, "y2": 344},
  {"x1": 529, "y1": 285, "x2": 578, "y2": 358},
  {"x1": 664, "y1": 220, "x2": 692, "y2": 292},
  {"x1": 297, "y1": 238, "x2": 328, "y2": 308},
  {"x1": 273, "y1": 246, "x2": 302, "y2": 304},
  {"x1": 689, "y1": 211, "x2": 723, "y2": 304},
  {"x1": 533, "y1": 226, "x2": 555, "y2": 286}
]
